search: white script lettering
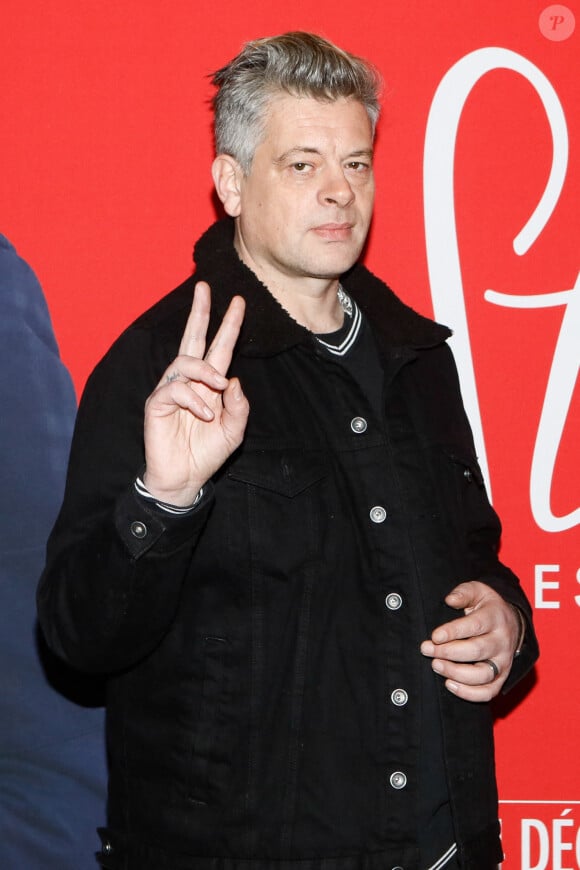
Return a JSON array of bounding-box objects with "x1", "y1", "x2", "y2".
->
[{"x1": 423, "y1": 48, "x2": 577, "y2": 531}]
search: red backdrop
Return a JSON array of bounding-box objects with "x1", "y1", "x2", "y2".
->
[{"x1": 2, "y1": 2, "x2": 578, "y2": 867}]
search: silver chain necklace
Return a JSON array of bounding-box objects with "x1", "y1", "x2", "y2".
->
[{"x1": 337, "y1": 284, "x2": 353, "y2": 317}]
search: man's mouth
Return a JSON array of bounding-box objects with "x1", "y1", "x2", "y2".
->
[{"x1": 311, "y1": 223, "x2": 354, "y2": 240}]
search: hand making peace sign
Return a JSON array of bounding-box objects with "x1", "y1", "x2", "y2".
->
[{"x1": 142, "y1": 281, "x2": 249, "y2": 507}]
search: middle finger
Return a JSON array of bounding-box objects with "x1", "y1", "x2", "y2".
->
[{"x1": 178, "y1": 281, "x2": 212, "y2": 359}]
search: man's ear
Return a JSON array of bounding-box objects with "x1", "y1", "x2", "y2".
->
[{"x1": 212, "y1": 154, "x2": 244, "y2": 217}]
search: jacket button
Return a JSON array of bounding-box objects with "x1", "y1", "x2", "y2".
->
[
  {"x1": 464, "y1": 468, "x2": 473, "y2": 482},
  {"x1": 370, "y1": 505, "x2": 387, "y2": 523},
  {"x1": 391, "y1": 689, "x2": 408, "y2": 707},
  {"x1": 385, "y1": 593, "x2": 403, "y2": 611},
  {"x1": 389, "y1": 771, "x2": 407, "y2": 790},
  {"x1": 130, "y1": 521, "x2": 147, "y2": 539},
  {"x1": 350, "y1": 416, "x2": 368, "y2": 434}
]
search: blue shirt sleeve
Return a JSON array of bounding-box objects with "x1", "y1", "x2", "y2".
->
[{"x1": 0, "y1": 235, "x2": 107, "y2": 869}]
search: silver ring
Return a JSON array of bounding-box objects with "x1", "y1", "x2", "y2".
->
[{"x1": 483, "y1": 659, "x2": 499, "y2": 680}]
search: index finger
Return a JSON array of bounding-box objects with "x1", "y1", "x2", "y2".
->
[
  {"x1": 429, "y1": 608, "x2": 490, "y2": 645},
  {"x1": 178, "y1": 281, "x2": 212, "y2": 359},
  {"x1": 204, "y1": 294, "x2": 246, "y2": 376}
]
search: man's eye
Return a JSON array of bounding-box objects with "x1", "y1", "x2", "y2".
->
[
  {"x1": 347, "y1": 161, "x2": 368, "y2": 171},
  {"x1": 292, "y1": 162, "x2": 310, "y2": 171}
]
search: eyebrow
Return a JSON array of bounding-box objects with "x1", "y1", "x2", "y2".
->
[{"x1": 274, "y1": 146, "x2": 373, "y2": 164}]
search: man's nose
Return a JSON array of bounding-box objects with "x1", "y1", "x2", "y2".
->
[{"x1": 318, "y1": 167, "x2": 355, "y2": 208}]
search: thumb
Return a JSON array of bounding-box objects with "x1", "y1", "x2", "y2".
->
[
  {"x1": 445, "y1": 581, "x2": 478, "y2": 610},
  {"x1": 221, "y1": 377, "x2": 250, "y2": 442}
]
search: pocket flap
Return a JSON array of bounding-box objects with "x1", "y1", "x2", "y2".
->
[
  {"x1": 443, "y1": 447, "x2": 485, "y2": 487},
  {"x1": 228, "y1": 449, "x2": 327, "y2": 497}
]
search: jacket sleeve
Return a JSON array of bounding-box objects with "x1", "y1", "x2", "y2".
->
[
  {"x1": 37, "y1": 322, "x2": 213, "y2": 674},
  {"x1": 456, "y1": 453, "x2": 538, "y2": 692},
  {"x1": 459, "y1": 472, "x2": 538, "y2": 693},
  {"x1": 415, "y1": 342, "x2": 539, "y2": 693}
]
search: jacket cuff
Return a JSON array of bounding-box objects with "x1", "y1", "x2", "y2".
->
[{"x1": 114, "y1": 480, "x2": 213, "y2": 559}]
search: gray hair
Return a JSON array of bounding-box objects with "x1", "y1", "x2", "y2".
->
[{"x1": 211, "y1": 32, "x2": 381, "y2": 173}]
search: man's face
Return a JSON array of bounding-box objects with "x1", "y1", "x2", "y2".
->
[{"x1": 229, "y1": 94, "x2": 375, "y2": 291}]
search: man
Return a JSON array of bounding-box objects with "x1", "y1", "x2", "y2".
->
[
  {"x1": 0, "y1": 235, "x2": 106, "y2": 867},
  {"x1": 38, "y1": 32, "x2": 538, "y2": 870}
]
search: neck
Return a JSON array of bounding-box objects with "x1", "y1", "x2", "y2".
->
[
  {"x1": 267, "y1": 278, "x2": 344, "y2": 333},
  {"x1": 233, "y1": 236, "x2": 344, "y2": 334}
]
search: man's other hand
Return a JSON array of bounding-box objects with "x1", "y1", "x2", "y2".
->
[{"x1": 420, "y1": 580, "x2": 521, "y2": 701}]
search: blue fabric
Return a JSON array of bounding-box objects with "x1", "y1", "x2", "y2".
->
[{"x1": 0, "y1": 235, "x2": 107, "y2": 868}]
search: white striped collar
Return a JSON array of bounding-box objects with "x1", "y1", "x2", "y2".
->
[{"x1": 315, "y1": 290, "x2": 362, "y2": 357}]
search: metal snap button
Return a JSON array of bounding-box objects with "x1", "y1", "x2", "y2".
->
[
  {"x1": 385, "y1": 593, "x2": 403, "y2": 611},
  {"x1": 130, "y1": 521, "x2": 147, "y2": 539},
  {"x1": 370, "y1": 505, "x2": 387, "y2": 523},
  {"x1": 350, "y1": 416, "x2": 368, "y2": 434},
  {"x1": 391, "y1": 689, "x2": 408, "y2": 707},
  {"x1": 390, "y1": 771, "x2": 407, "y2": 790}
]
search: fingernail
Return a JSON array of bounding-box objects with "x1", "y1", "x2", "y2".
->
[
  {"x1": 446, "y1": 681, "x2": 459, "y2": 694},
  {"x1": 432, "y1": 661, "x2": 444, "y2": 674}
]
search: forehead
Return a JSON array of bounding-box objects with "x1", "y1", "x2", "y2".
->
[{"x1": 259, "y1": 93, "x2": 373, "y2": 148}]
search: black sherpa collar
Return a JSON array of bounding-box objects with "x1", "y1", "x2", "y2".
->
[{"x1": 193, "y1": 218, "x2": 450, "y2": 357}]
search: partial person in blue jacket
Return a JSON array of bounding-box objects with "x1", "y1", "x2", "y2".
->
[{"x1": 0, "y1": 234, "x2": 107, "y2": 868}]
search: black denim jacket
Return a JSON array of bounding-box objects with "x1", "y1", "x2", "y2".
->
[{"x1": 39, "y1": 219, "x2": 538, "y2": 870}]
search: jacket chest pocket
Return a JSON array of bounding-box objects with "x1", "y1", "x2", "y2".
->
[
  {"x1": 401, "y1": 443, "x2": 486, "y2": 519},
  {"x1": 226, "y1": 449, "x2": 328, "y2": 577},
  {"x1": 441, "y1": 447, "x2": 486, "y2": 516},
  {"x1": 429, "y1": 446, "x2": 491, "y2": 568}
]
